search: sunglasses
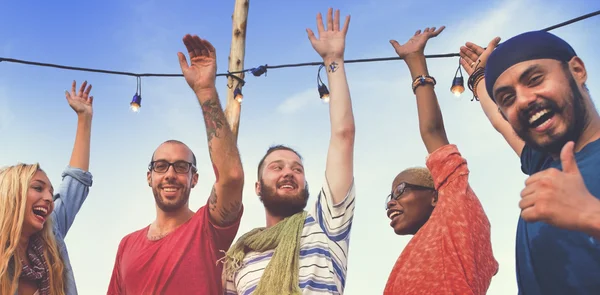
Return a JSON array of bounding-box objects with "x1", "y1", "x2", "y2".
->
[{"x1": 385, "y1": 182, "x2": 435, "y2": 209}]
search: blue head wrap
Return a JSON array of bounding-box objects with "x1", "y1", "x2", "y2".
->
[{"x1": 485, "y1": 31, "x2": 577, "y2": 100}]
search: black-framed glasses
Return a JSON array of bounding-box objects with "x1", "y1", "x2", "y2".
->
[
  {"x1": 385, "y1": 182, "x2": 435, "y2": 209},
  {"x1": 149, "y1": 160, "x2": 197, "y2": 174}
]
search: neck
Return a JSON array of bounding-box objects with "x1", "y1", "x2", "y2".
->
[
  {"x1": 19, "y1": 231, "x2": 31, "y2": 251},
  {"x1": 265, "y1": 210, "x2": 284, "y2": 228},
  {"x1": 154, "y1": 204, "x2": 194, "y2": 232}
]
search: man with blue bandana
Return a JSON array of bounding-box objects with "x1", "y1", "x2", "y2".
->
[{"x1": 459, "y1": 31, "x2": 600, "y2": 294}]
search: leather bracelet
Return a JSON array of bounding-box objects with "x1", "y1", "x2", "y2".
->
[{"x1": 412, "y1": 75, "x2": 437, "y2": 94}]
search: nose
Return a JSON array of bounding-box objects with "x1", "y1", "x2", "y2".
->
[
  {"x1": 386, "y1": 199, "x2": 397, "y2": 210},
  {"x1": 515, "y1": 87, "x2": 538, "y2": 110},
  {"x1": 43, "y1": 191, "x2": 53, "y2": 202},
  {"x1": 164, "y1": 165, "x2": 178, "y2": 180}
]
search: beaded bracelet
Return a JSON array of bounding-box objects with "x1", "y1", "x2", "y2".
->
[
  {"x1": 412, "y1": 75, "x2": 437, "y2": 94},
  {"x1": 468, "y1": 67, "x2": 485, "y2": 99}
]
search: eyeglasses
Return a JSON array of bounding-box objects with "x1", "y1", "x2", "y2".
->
[
  {"x1": 148, "y1": 160, "x2": 197, "y2": 174},
  {"x1": 385, "y1": 182, "x2": 435, "y2": 209}
]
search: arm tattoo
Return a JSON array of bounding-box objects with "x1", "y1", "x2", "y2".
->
[
  {"x1": 201, "y1": 99, "x2": 225, "y2": 146},
  {"x1": 328, "y1": 61, "x2": 339, "y2": 73},
  {"x1": 208, "y1": 186, "x2": 242, "y2": 226}
]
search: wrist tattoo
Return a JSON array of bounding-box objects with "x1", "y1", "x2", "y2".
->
[{"x1": 328, "y1": 61, "x2": 339, "y2": 73}]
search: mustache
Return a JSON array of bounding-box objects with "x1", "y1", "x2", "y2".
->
[{"x1": 518, "y1": 98, "x2": 560, "y2": 125}]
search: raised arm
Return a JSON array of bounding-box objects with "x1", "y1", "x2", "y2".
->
[
  {"x1": 307, "y1": 8, "x2": 355, "y2": 204},
  {"x1": 390, "y1": 27, "x2": 448, "y2": 154},
  {"x1": 52, "y1": 80, "x2": 95, "y2": 236},
  {"x1": 67, "y1": 80, "x2": 93, "y2": 171},
  {"x1": 460, "y1": 38, "x2": 525, "y2": 157},
  {"x1": 178, "y1": 34, "x2": 244, "y2": 226}
]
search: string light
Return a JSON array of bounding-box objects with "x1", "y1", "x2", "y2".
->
[
  {"x1": 317, "y1": 64, "x2": 330, "y2": 103},
  {"x1": 0, "y1": 10, "x2": 596, "y2": 108},
  {"x1": 130, "y1": 77, "x2": 142, "y2": 112},
  {"x1": 450, "y1": 59, "x2": 464, "y2": 97}
]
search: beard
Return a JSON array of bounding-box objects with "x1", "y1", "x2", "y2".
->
[
  {"x1": 514, "y1": 74, "x2": 588, "y2": 155},
  {"x1": 259, "y1": 179, "x2": 309, "y2": 217},
  {"x1": 152, "y1": 184, "x2": 190, "y2": 212}
]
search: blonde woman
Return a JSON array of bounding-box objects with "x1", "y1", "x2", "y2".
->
[{"x1": 0, "y1": 80, "x2": 94, "y2": 295}]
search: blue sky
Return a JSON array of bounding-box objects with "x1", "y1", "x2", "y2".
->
[{"x1": 1, "y1": 0, "x2": 600, "y2": 294}]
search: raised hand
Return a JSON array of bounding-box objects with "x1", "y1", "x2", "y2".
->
[
  {"x1": 519, "y1": 141, "x2": 600, "y2": 233},
  {"x1": 66, "y1": 80, "x2": 93, "y2": 117},
  {"x1": 177, "y1": 34, "x2": 217, "y2": 93},
  {"x1": 459, "y1": 37, "x2": 501, "y2": 75},
  {"x1": 390, "y1": 27, "x2": 445, "y2": 61},
  {"x1": 306, "y1": 8, "x2": 350, "y2": 62}
]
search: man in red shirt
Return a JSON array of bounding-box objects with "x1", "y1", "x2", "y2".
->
[
  {"x1": 383, "y1": 27, "x2": 498, "y2": 294},
  {"x1": 107, "y1": 35, "x2": 245, "y2": 295}
]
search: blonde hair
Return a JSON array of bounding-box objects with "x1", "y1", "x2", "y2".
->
[
  {"x1": 0, "y1": 163, "x2": 65, "y2": 295},
  {"x1": 393, "y1": 167, "x2": 434, "y2": 189}
]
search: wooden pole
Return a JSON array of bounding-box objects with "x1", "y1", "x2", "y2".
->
[{"x1": 224, "y1": 0, "x2": 249, "y2": 142}]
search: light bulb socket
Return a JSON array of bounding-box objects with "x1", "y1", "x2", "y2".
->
[{"x1": 250, "y1": 65, "x2": 267, "y2": 77}]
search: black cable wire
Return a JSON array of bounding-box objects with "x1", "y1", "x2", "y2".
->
[{"x1": 0, "y1": 9, "x2": 598, "y2": 78}]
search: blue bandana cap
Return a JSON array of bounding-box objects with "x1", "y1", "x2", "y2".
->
[{"x1": 485, "y1": 31, "x2": 577, "y2": 101}]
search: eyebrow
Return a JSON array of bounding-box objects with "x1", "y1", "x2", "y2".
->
[
  {"x1": 494, "y1": 64, "x2": 543, "y2": 99},
  {"x1": 268, "y1": 159, "x2": 304, "y2": 168}
]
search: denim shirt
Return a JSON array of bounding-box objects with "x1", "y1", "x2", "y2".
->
[{"x1": 14, "y1": 166, "x2": 93, "y2": 295}]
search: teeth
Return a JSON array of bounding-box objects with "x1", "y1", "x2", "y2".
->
[
  {"x1": 529, "y1": 109, "x2": 550, "y2": 124},
  {"x1": 281, "y1": 185, "x2": 294, "y2": 189},
  {"x1": 33, "y1": 206, "x2": 47, "y2": 216},
  {"x1": 389, "y1": 211, "x2": 401, "y2": 220},
  {"x1": 163, "y1": 188, "x2": 177, "y2": 192}
]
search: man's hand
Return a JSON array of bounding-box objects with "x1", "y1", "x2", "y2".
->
[
  {"x1": 520, "y1": 141, "x2": 600, "y2": 234},
  {"x1": 177, "y1": 34, "x2": 217, "y2": 93},
  {"x1": 66, "y1": 80, "x2": 93, "y2": 117},
  {"x1": 459, "y1": 37, "x2": 500, "y2": 75},
  {"x1": 390, "y1": 26, "x2": 445, "y2": 63},
  {"x1": 306, "y1": 8, "x2": 350, "y2": 63}
]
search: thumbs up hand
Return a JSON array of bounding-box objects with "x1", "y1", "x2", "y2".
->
[{"x1": 519, "y1": 141, "x2": 600, "y2": 233}]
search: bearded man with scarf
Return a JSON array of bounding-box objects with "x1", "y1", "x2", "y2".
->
[{"x1": 222, "y1": 7, "x2": 356, "y2": 295}]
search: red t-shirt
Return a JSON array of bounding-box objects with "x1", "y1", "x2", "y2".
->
[
  {"x1": 384, "y1": 144, "x2": 498, "y2": 295},
  {"x1": 107, "y1": 200, "x2": 242, "y2": 295}
]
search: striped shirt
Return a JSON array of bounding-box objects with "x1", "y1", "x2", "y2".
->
[{"x1": 225, "y1": 175, "x2": 356, "y2": 295}]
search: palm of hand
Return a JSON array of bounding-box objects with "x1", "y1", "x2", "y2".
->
[
  {"x1": 185, "y1": 56, "x2": 217, "y2": 90},
  {"x1": 312, "y1": 31, "x2": 345, "y2": 59},
  {"x1": 69, "y1": 97, "x2": 92, "y2": 114},
  {"x1": 396, "y1": 34, "x2": 432, "y2": 58},
  {"x1": 66, "y1": 81, "x2": 93, "y2": 115}
]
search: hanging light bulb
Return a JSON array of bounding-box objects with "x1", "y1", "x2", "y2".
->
[
  {"x1": 450, "y1": 60, "x2": 465, "y2": 97},
  {"x1": 130, "y1": 93, "x2": 142, "y2": 112},
  {"x1": 451, "y1": 76, "x2": 465, "y2": 97},
  {"x1": 130, "y1": 76, "x2": 142, "y2": 112},
  {"x1": 318, "y1": 83, "x2": 330, "y2": 103},
  {"x1": 234, "y1": 87, "x2": 243, "y2": 103},
  {"x1": 316, "y1": 64, "x2": 329, "y2": 103}
]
